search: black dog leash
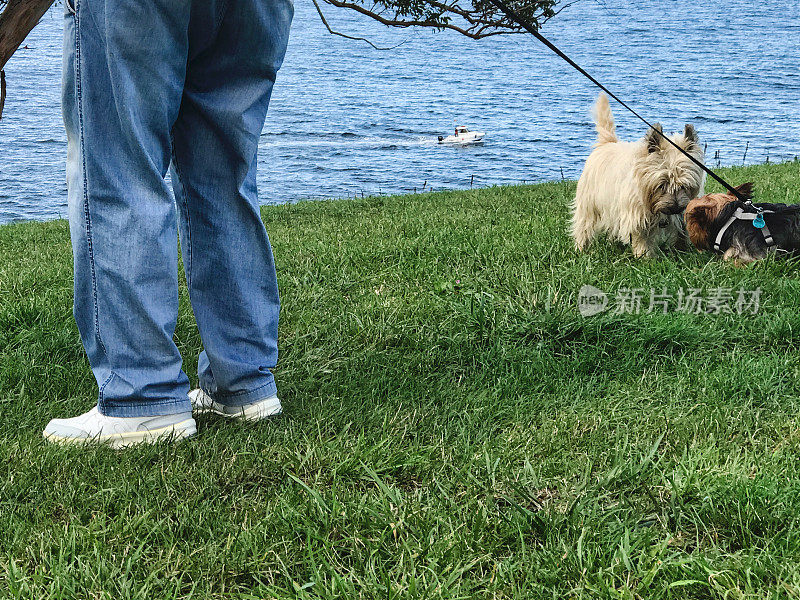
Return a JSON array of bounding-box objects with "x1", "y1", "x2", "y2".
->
[{"x1": 486, "y1": 0, "x2": 747, "y2": 201}]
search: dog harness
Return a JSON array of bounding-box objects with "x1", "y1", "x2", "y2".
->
[{"x1": 713, "y1": 201, "x2": 775, "y2": 252}]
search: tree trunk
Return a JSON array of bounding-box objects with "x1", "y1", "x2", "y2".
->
[
  {"x1": 0, "y1": 0, "x2": 55, "y2": 118},
  {"x1": 0, "y1": 0, "x2": 54, "y2": 68}
]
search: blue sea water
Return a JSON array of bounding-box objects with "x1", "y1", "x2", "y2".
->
[{"x1": 0, "y1": 0, "x2": 798, "y2": 223}]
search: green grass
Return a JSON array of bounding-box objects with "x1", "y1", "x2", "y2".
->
[{"x1": 2, "y1": 161, "x2": 800, "y2": 598}]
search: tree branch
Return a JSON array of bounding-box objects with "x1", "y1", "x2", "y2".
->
[
  {"x1": 317, "y1": 0, "x2": 562, "y2": 39},
  {"x1": 311, "y1": 0, "x2": 407, "y2": 50},
  {"x1": 321, "y1": 0, "x2": 515, "y2": 39}
]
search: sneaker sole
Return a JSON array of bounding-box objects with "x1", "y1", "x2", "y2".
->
[
  {"x1": 197, "y1": 396, "x2": 283, "y2": 422},
  {"x1": 43, "y1": 419, "x2": 197, "y2": 449}
]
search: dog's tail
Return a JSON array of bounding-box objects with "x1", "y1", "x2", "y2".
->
[{"x1": 592, "y1": 93, "x2": 618, "y2": 146}]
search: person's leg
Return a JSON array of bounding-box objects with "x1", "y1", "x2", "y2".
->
[
  {"x1": 171, "y1": 0, "x2": 293, "y2": 413},
  {"x1": 47, "y1": 0, "x2": 196, "y2": 442}
]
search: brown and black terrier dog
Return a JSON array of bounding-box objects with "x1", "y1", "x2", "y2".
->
[{"x1": 685, "y1": 183, "x2": 800, "y2": 264}]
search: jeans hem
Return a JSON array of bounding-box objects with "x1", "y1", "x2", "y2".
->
[
  {"x1": 202, "y1": 380, "x2": 278, "y2": 407},
  {"x1": 98, "y1": 397, "x2": 192, "y2": 418}
]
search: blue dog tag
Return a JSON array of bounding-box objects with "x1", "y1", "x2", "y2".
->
[{"x1": 753, "y1": 213, "x2": 766, "y2": 229}]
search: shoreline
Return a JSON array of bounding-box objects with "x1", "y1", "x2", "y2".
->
[{"x1": 1, "y1": 159, "x2": 797, "y2": 228}]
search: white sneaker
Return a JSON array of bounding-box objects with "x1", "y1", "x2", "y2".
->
[
  {"x1": 189, "y1": 389, "x2": 282, "y2": 422},
  {"x1": 43, "y1": 406, "x2": 196, "y2": 448}
]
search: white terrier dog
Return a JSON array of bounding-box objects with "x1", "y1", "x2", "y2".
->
[{"x1": 571, "y1": 93, "x2": 706, "y2": 257}]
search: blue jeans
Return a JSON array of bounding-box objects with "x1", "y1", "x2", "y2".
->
[{"x1": 62, "y1": 0, "x2": 293, "y2": 417}]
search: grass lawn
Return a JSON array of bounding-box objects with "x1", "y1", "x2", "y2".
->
[{"x1": 1, "y1": 161, "x2": 800, "y2": 598}]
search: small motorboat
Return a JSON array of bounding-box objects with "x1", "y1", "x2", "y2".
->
[{"x1": 438, "y1": 125, "x2": 485, "y2": 145}]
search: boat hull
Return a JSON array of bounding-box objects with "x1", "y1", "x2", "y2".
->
[{"x1": 438, "y1": 132, "x2": 485, "y2": 145}]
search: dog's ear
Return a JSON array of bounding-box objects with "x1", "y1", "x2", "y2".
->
[
  {"x1": 734, "y1": 182, "x2": 754, "y2": 199},
  {"x1": 646, "y1": 124, "x2": 664, "y2": 153},
  {"x1": 684, "y1": 203, "x2": 712, "y2": 250},
  {"x1": 683, "y1": 124, "x2": 698, "y2": 145}
]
